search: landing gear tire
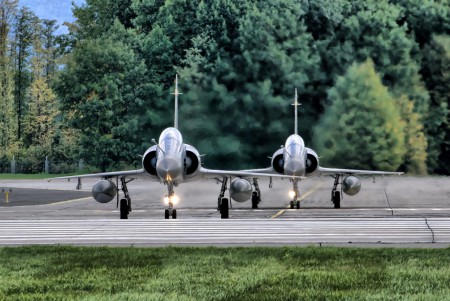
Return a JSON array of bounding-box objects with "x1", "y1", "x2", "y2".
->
[
  {"x1": 333, "y1": 191, "x2": 341, "y2": 209},
  {"x1": 172, "y1": 209, "x2": 177, "y2": 219},
  {"x1": 251, "y1": 192, "x2": 259, "y2": 209},
  {"x1": 290, "y1": 201, "x2": 294, "y2": 209},
  {"x1": 165, "y1": 209, "x2": 170, "y2": 219},
  {"x1": 295, "y1": 200, "x2": 301, "y2": 209},
  {"x1": 120, "y1": 198, "x2": 128, "y2": 219},
  {"x1": 220, "y1": 198, "x2": 229, "y2": 219}
]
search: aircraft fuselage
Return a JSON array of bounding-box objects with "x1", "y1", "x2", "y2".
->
[
  {"x1": 156, "y1": 127, "x2": 184, "y2": 182},
  {"x1": 283, "y1": 134, "x2": 307, "y2": 177}
]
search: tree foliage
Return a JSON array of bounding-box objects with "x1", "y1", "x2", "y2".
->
[
  {"x1": 0, "y1": 0, "x2": 18, "y2": 163},
  {"x1": 2, "y1": 0, "x2": 450, "y2": 174},
  {"x1": 313, "y1": 59, "x2": 405, "y2": 171},
  {"x1": 421, "y1": 35, "x2": 450, "y2": 174},
  {"x1": 55, "y1": 21, "x2": 148, "y2": 170}
]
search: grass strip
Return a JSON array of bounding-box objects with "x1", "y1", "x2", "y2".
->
[
  {"x1": 0, "y1": 246, "x2": 449, "y2": 300},
  {"x1": 0, "y1": 174, "x2": 79, "y2": 180}
]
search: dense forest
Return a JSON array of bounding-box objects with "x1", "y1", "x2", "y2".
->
[{"x1": 0, "y1": 0, "x2": 449, "y2": 174}]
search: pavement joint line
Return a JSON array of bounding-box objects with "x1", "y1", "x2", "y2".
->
[
  {"x1": 424, "y1": 217, "x2": 435, "y2": 243},
  {"x1": 384, "y1": 186, "x2": 393, "y2": 216},
  {"x1": 271, "y1": 182, "x2": 323, "y2": 219}
]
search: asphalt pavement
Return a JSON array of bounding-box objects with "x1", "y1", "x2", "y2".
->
[{"x1": 0, "y1": 176, "x2": 449, "y2": 246}]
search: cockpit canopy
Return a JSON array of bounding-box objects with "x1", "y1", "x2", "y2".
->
[{"x1": 159, "y1": 127, "x2": 183, "y2": 155}]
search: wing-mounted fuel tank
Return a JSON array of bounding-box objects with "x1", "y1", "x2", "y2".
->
[
  {"x1": 92, "y1": 179, "x2": 117, "y2": 203},
  {"x1": 230, "y1": 178, "x2": 253, "y2": 202},
  {"x1": 305, "y1": 148, "x2": 319, "y2": 175},
  {"x1": 142, "y1": 145, "x2": 158, "y2": 175},
  {"x1": 271, "y1": 148, "x2": 285, "y2": 174},
  {"x1": 183, "y1": 144, "x2": 201, "y2": 178},
  {"x1": 342, "y1": 175, "x2": 361, "y2": 196}
]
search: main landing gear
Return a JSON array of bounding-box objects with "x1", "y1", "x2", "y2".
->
[
  {"x1": 289, "y1": 179, "x2": 301, "y2": 209},
  {"x1": 331, "y1": 175, "x2": 341, "y2": 209},
  {"x1": 217, "y1": 177, "x2": 229, "y2": 219},
  {"x1": 164, "y1": 182, "x2": 177, "y2": 219},
  {"x1": 251, "y1": 178, "x2": 261, "y2": 209},
  {"x1": 216, "y1": 177, "x2": 262, "y2": 219},
  {"x1": 118, "y1": 177, "x2": 133, "y2": 219}
]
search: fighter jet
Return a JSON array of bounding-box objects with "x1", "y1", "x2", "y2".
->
[
  {"x1": 243, "y1": 88, "x2": 403, "y2": 209},
  {"x1": 50, "y1": 76, "x2": 303, "y2": 219}
]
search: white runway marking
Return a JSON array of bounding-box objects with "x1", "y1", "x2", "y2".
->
[{"x1": 1, "y1": 218, "x2": 450, "y2": 246}]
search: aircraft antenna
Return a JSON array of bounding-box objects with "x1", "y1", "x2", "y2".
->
[
  {"x1": 171, "y1": 74, "x2": 182, "y2": 129},
  {"x1": 291, "y1": 88, "x2": 301, "y2": 135}
]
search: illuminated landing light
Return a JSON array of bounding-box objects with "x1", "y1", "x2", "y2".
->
[
  {"x1": 289, "y1": 190, "x2": 296, "y2": 199},
  {"x1": 163, "y1": 195, "x2": 179, "y2": 205},
  {"x1": 171, "y1": 195, "x2": 179, "y2": 205}
]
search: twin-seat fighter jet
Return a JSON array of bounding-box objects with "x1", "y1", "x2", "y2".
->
[
  {"x1": 51, "y1": 76, "x2": 303, "y2": 219},
  {"x1": 242, "y1": 88, "x2": 402, "y2": 209},
  {"x1": 52, "y1": 77, "x2": 402, "y2": 219}
]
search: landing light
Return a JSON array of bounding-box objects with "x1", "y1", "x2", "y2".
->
[
  {"x1": 289, "y1": 190, "x2": 296, "y2": 198},
  {"x1": 163, "y1": 195, "x2": 179, "y2": 205},
  {"x1": 171, "y1": 195, "x2": 179, "y2": 205}
]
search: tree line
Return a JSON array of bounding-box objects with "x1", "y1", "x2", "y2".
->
[{"x1": 0, "y1": 0, "x2": 449, "y2": 174}]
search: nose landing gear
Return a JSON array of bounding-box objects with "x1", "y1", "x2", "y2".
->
[
  {"x1": 289, "y1": 179, "x2": 301, "y2": 209},
  {"x1": 164, "y1": 183, "x2": 177, "y2": 219}
]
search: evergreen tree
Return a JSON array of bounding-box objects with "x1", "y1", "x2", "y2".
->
[
  {"x1": 397, "y1": 95, "x2": 427, "y2": 174},
  {"x1": 178, "y1": 1, "x2": 320, "y2": 168},
  {"x1": 41, "y1": 19, "x2": 58, "y2": 79},
  {"x1": 72, "y1": 0, "x2": 136, "y2": 40},
  {"x1": 11, "y1": 7, "x2": 39, "y2": 140},
  {"x1": 0, "y1": 0, "x2": 18, "y2": 163},
  {"x1": 313, "y1": 59, "x2": 405, "y2": 171},
  {"x1": 391, "y1": 0, "x2": 450, "y2": 46},
  {"x1": 315, "y1": 0, "x2": 429, "y2": 114},
  {"x1": 421, "y1": 35, "x2": 450, "y2": 174},
  {"x1": 0, "y1": 0, "x2": 18, "y2": 59},
  {"x1": 24, "y1": 28, "x2": 58, "y2": 151}
]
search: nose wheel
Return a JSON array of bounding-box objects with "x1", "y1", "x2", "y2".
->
[{"x1": 164, "y1": 202, "x2": 177, "y2": 219}]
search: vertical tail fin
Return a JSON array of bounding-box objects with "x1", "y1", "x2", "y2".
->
[
  {"x1": 171, "y1": 74, "x2": 182, "y2": 129},
  {"x1": 291, "y1": 88, "x2": 300, "y2": 135}
]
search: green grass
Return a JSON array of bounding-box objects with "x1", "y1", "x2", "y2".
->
[
  {"x1": 0, "y1": 173, "x2": 54, "y2": 180},
  {"x1": 0, "y1": 246, "x2": 449, "y2": 300},
  {"x1": 0, "y1": 172, "x2": 92, "y2": 180}
]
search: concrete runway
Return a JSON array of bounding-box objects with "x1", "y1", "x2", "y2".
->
[{"x1": 0, "y1": 176, "x2": 449, "y2": 246}]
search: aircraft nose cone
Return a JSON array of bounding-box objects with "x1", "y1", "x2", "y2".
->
[
  {"x1": 156, "y1": 157, "x2": 182, "y2": 181},
  {"x1": 284, "y1": 159, "x2": 305, "y2": 176}
]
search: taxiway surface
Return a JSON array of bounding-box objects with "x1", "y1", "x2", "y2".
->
[{"x1": 0, "y1": 176, "x2": 449, "y2": 246}]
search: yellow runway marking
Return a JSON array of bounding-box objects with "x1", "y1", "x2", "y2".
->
[
  {"x1": 270, "y1": 182, "x2": 323, "y2": 218},
  {"x1": 49, "y1": 197, "x2": 92, "y2": 205}
]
